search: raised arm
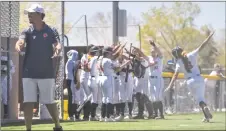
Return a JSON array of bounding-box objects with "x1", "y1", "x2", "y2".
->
[
  {"x1": 150, "y1": 40, "x2": 163, "y2": 58},
  {"x1": 196, "y1": 31, "x2": 215, "y2": 52}
]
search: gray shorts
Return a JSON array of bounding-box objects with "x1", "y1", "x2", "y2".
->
[{"x1": 22, "y1": 78, "x2": 55, "y2": 104}]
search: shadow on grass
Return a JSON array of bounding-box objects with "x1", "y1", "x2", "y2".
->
[
  {"x1": 2, "y1": 119, "x2": 140, "y2": 127},
  {"x1": 2, "y1": 120, "x2": 73, "y2": 127}
]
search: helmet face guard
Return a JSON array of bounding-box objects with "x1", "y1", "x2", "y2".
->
[{"x1": 89, "y1": 46, "x2": 101, "y2": 56}]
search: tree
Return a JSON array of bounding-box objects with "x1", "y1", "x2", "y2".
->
[
  {"x1": 20, "y1": 2, "x2": 71, "y2": 35},
  {"x1": 140, "y1": 2, "x2": 219, "y2": 68}
]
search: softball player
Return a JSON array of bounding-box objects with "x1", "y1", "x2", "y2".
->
[
  {"x1": 80, "y1": 52, "x2": 92, "y2": 120},
  {"x1": 148, "y1": 41, "x2": 164, "y2": 119},
  {"x1": 132, "y1": 47, "x2": 154, "y2": 119},
  {"x1": 115, "y1": 55, "x2": 134, "y2": 121},
  {"x1": 112, "y1": 59, "x2": 121, "y2": 117},
  {"x1": 87, "y1": 46, "x2": 101, "y2": 121},
  {"x1": 98, "y1": 46, "x2": 131, "y2": 122},
  {"x1": 165, "y1": 32, "x2": 215, "y2": 122}
]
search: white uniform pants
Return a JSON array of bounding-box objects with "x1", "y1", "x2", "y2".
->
[
  {"x1": 88, "y1": 76, "x2": 102, "y2": 104},
  {"x1": 80, "y1": 76, "x2": 91, "y2": 100},
  {"x1": 186, "y1": 76, "x2": 205, "y2": 104},
  {"x1": 113, "y1": 76, "x2": 120, "y2": 104},
  {"x1": 119, "y1": 73, "x2": 134, "y2": 103},
  {"x1": 99, "y1": 76, "x2": 114, "y2": 104},
  {"x1": 149, "y1": 76, "x2": 164, "y2": 102},
  {"x1": 134, "y1": 76, "x2": 149, "y2": 96}
]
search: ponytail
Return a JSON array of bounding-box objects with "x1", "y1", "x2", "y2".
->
[{"x1": 181, "y1": 51, "x2": 192, "y2": 73}]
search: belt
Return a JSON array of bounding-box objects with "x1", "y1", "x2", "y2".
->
[
  {"x1": 187, "y1": 74, "x2": 200, "y2": 79},
  {"x1": 91, "y1": 76, "x2": 95, "y2": 78},
  {"x1": 114, "y1": 77, "x2": 118, "y2": 79},
  {"x1": 150, "y1": 76, "x2": 158, "y2": 79}
]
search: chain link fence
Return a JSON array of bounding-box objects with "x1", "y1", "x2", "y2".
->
[
  {"x1": 1, "y1": 1, "x2": 65, "y2": 120},
  {"x1": 68, "y1": 25, "x2": 141, "y2": 49},
  {"x1": 0, "y1": 2, "x2": 19, "y2": 38}
]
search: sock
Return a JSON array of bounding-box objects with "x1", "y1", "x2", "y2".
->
[
  {"x1": 101, "y1": 103, "x2": 106, "y2": 118},
  {"x1": 91, "y1": 103, "x2": 98, "y2": 118},
  {"x1": 159, "y1": 101, "x2": 164, "y2": 117},
  {"x1": 116, "y1": 103, "x2": 121, "y2": 116},
  {"x1": 120, "y1": 103, "x2": 125, "y2": 116},
  {"x1": 153, "y1": 102, "x2": 158, "y2": 117},
  {"x1": 106, "y1": 103, "x2": 112, "y2": 118},
  {"x1": 128, "y1": 102, "x2": 133, "y2": 115},
  {"x1": 4, "y1": 104, "x2": 8, "y2": 116}
]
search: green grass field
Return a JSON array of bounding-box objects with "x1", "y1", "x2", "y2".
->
[{"x1": 2, "y1": 112, "x2": 225, "y2": 130}]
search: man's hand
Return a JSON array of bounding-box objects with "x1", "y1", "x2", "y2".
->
[
  {"x1": 15, "y1": 39, "x2": 25, "y2": 52},
  {"x1": 51, "y1": 43, "x2": 61, "y2": 58}
]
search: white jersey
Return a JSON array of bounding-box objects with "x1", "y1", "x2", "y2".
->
[
  {"x1": 175, "y1": 48, "x2": 200, "y2": 79},
  {"x1": 148, "y1": 56, "x2": 163, "y2": 77},
  {"x1": 97, "y1": 56, "x2": 103, "y2": 76},
  {"x1": 80, "y1": 54, "x2": 90, "y2": 78},
  {"x1": 112, "y1": 60, "x2": 120, "y2": 77},
  {"x1": 89, "y1": 56, "x2": 99, "y2": 77},
  {"x1": 141, "y1": 58, "x2": 149, "y2": 78},
  {"x1": 101, "y1": 58, "x2": 118, "y2": 76}
]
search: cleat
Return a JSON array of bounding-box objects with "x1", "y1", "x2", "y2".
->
[
  {"x1": 115, "y1": 115, "x2": 124, "y2": 121},
  {"x1": 105, "y1": 117, "x2": 115, "y2": 122},
  {"x1": 202, "y1": 117, "x2": 210, "y2": 123},
  {"x1": 99, "y1": 117, "x2": 105, "y2": 122},
  {"x1": 124, "y1": 115, "x2": 132, "y2": 119},
  {"x1": 90, "y1": 117, "x2": 99, "y2": 121},
  {"x1": 133, "y1": 115, "x2": 144, "y2": 119}
]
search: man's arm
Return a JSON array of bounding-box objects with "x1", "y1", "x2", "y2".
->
[{"x1": 52, "y1": 27, "x2": 62, "y2": 58}]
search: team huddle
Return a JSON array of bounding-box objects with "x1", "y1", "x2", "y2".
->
[{"x1": 65, "y1": 31, "x2": 215, "y2": 123}]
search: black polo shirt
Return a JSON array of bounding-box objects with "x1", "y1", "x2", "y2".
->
[{"x1": 20, "y1": 23, "x2": 60, "y2": 79}]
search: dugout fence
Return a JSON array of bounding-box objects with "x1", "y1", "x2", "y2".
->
[{"x1": 0, "y1": 1, "x2": 65, "y2": 122}]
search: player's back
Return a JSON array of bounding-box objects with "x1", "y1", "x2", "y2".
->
[{"x1": 102, "y1": 58, "x2": 115, "y2": 76}]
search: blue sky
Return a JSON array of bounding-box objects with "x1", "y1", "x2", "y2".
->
[{"x1": 64, "y1": 2, "x2": 225, "y2": 46}]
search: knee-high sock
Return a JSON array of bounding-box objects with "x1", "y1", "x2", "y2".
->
[
  {"x1": 91, "y1": 103, "x2": 98, "y2": 118},
  {"x1": 128, "y1": 102, "x2": 133, "y2": 115},
  {"x1": 158, "y1": 101, "x2": 164, "y2": 116},
  {"x1": 101, "y1": 103, "x2": 107, "y2": 118},
  {"x1": 120, "y1": 103, "x2": 126, "y2": 116},
  {"x1": 4, "y1": 104, "x2": 8, "y2": 116},
  {"x1": 116, "y1": 103, "x2": 121, "y2": 116},
  {"x1": 143, "y1": 94, "x2": 153, "y2": 117},
  {"x1": 107, "y1": 103, "x2": 113, "y2": 118},
  {"x1": 153, "y1": 102, "x2": 158, "y2": 117},
  {"x1": 135, "y1": 92, "x2": 144, "y2": 116},
  {"x1": 83, "y1": 101, "x2": 91, "y2": 119},
  {"x1": 199, "y1": 101, "x2": 208, "y2": 119}
]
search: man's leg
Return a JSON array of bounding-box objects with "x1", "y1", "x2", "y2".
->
[
  {"x1": 38, "y1": 79, "x2": 62, "y2": 129},
  {"x1": 22, "y1": 78, "x2": 38, "y2": 130}
]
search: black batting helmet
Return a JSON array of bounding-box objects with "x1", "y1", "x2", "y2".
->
[{"x1": 171, "y1": 46, "x2": 183, "y2": 59}]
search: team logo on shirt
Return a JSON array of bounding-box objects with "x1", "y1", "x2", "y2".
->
[{"x1": 43, "y1": 33, "x2": 48, "y2": 38}]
